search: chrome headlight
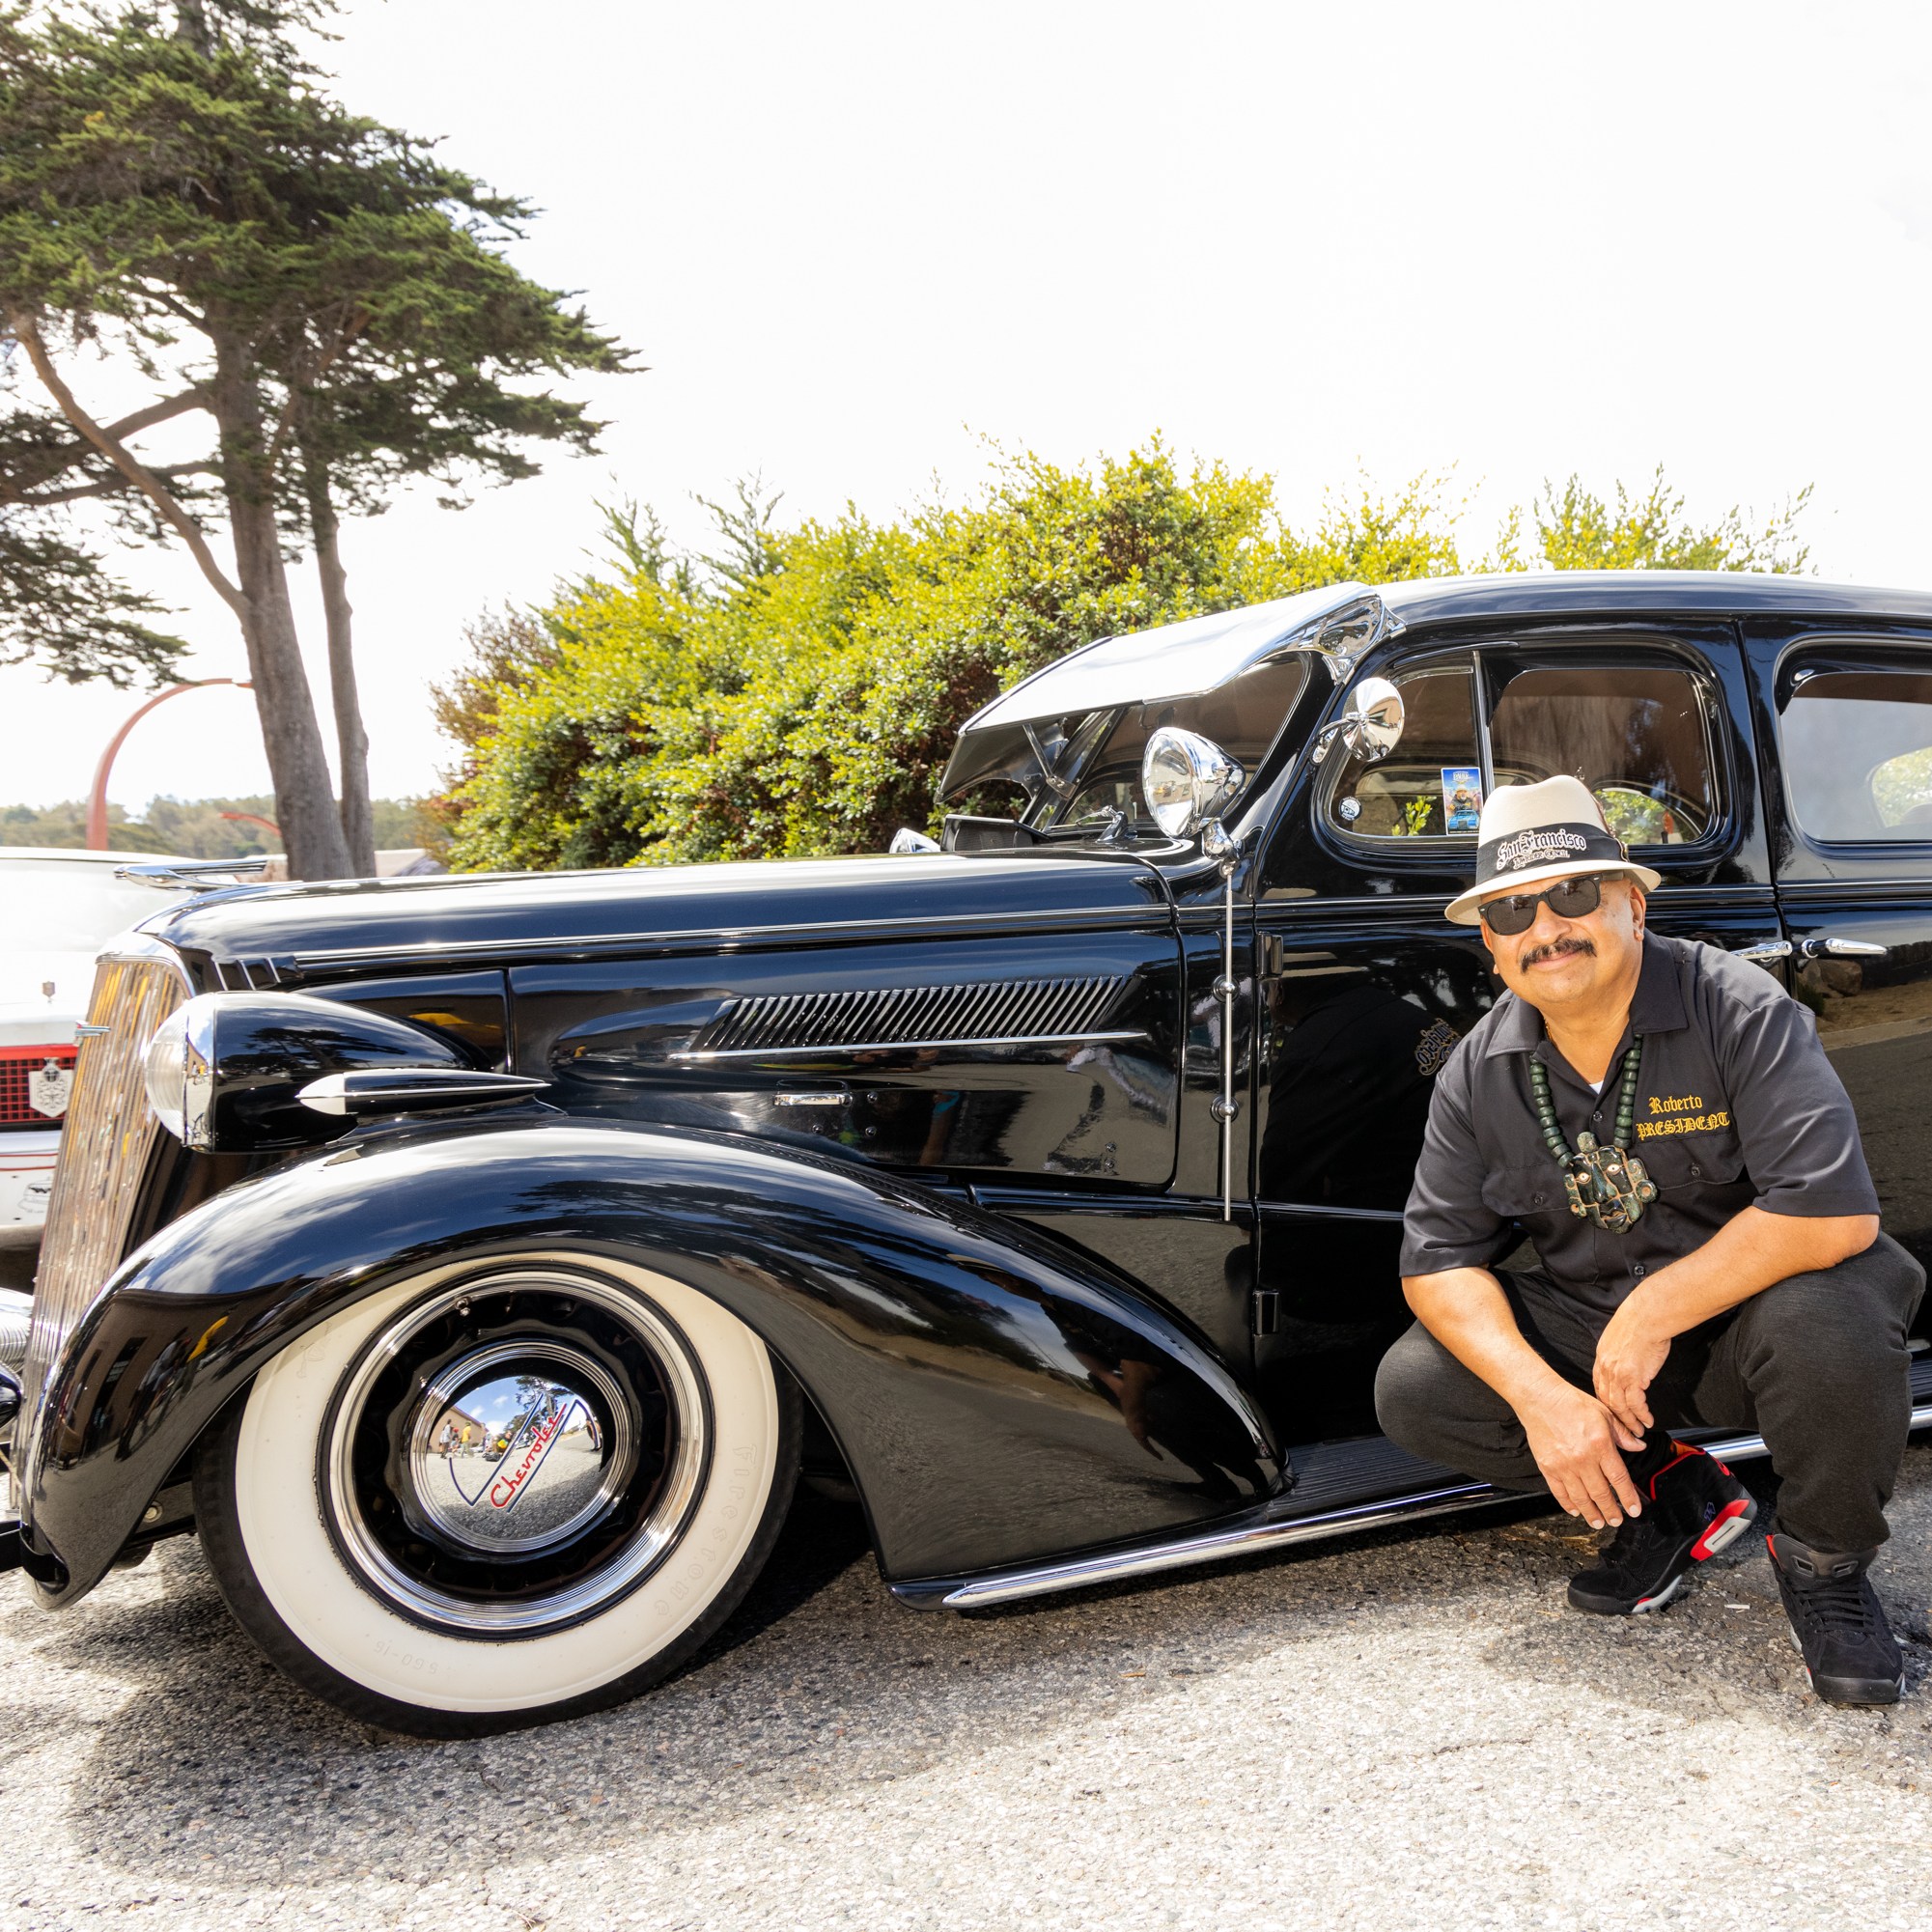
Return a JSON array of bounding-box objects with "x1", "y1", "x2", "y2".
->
[
  {"x1": 137, "y1": 990, "x2": 493, "y2": 1153},
  {"x1": 1141, "y1": 727, "x2": 1246, "y2": 838},
  {"x1": 142, "y1": 999, "x2": 215, "y2": 1148}
]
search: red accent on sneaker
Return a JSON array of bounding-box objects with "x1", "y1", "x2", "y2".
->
[
  {"x1": 1647, "y1": 1442, "x2": 1704, "y2": 1500},
  {"x1": 1691, "y1": 1497, "x2": 1752, "y2": 1561}
]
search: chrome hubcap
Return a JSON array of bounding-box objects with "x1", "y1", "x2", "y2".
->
[
  {"x1": 322, "y1": 1268, "x2": 710, "y2": 1636},
  {"x1": 405, "y1": 1342, "x2": 635, "y2": 1556}
]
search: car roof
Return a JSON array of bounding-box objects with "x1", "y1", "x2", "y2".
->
[{"x1": 1374, "y1": 569, "x2": 1932, "y2": 627}]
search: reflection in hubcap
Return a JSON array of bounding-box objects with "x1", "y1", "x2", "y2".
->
[
  {"x1": 406, "y1": 1343, "x2": 634, "y2": 1555},
  {"x1": 322, "y1": 1269, "x2": 710, "y2": 1637}
]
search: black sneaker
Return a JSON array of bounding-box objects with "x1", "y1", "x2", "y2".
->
[
  {"x1": 1567, "y1": 1442, "x2": 1757, "y2": 1614},
  {"x1": 1768, "y1": 1531, "x2": 1904, "y2": 1707}
]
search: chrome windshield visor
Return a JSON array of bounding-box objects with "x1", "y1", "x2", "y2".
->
[{"x1": 939, "y1": 584, "x2": 1400, "y2": 832}]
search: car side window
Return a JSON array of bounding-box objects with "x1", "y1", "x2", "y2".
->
[
  {"x1": 1488, "y1": 663, "x2": 1716, "y2": 845},
  {"x1": 1779, "y1": 668, "x2": 1932, "y2": 841},
  {"x1": 1326, "y1": 661, "x2": 1481, "y2": 839}
]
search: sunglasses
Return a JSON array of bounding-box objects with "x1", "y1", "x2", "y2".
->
[{"x1": 1477, "y1": 874, "x2": 1604, "y2": 937}]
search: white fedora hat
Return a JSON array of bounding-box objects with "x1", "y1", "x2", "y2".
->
[{"x1": 1444, "y1": 774, "x2": 1662, "y2": 927}]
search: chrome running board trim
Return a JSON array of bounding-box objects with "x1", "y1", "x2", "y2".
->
[
  {"x1": 927, "y1": 1402, "x2": 1932, "y2": 1610},
  {"x1": 1695, "y1": 1401, "x2": 1932, "y2": 1470},
  {"x1": 934, "y1": 1480, "x2": 1515, "y2": 1609}
]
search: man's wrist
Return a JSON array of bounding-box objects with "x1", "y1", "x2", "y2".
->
[
  {"x1": 1501, "y1": 1358, "x2": 1582, "y2": 1420},
  {"x1": 1611, "y1": 1278, "x2": 1676, "y2": 1347}
]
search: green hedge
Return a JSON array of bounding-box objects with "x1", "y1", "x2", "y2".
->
[{"x1": 437, "y1": 447, "x2": 1806, "y2": 871}]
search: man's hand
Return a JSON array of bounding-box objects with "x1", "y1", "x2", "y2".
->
[
  {"x1": 1593, "y1": 1295, "x2": 1672, "y2": 1439},
  {"x1": 1519, "y1": 1382, "x2": 1647, "y2": 1529}
]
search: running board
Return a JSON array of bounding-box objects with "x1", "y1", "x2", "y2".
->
[
  {"x1": 1689, "y1": 1398, "x2": 1932, "y2": 1468},
  {"x1": 899, "y1": 1399, "x2": 1932, "y2": 1612},
  {"x1": 896, "y1": 1480, "x2": 1520, "y2": 1610}
]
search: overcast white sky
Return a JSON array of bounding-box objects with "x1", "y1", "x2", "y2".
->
[{"x1": 10, "y1": 0, "x2": 1932, "y2": 814}]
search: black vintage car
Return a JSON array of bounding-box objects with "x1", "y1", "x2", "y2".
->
[{"x1": 5, "y1": 571, "x2": 1932, "y2": 1734}]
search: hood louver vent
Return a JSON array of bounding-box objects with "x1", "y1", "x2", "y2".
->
[{"x1": 679, "y1": 976, "x2": 1137, "y2": 1060}]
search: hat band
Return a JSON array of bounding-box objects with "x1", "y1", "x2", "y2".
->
[{"x1": 1475, "y1": 820, "x2": 1627, "y2": 889}]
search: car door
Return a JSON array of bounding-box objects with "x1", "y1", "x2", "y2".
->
[
  {"x1": 1249, "y1": 620, "x2": 1776, "y2": 1449},
  {"x1": 1746, "y1": 620, "x2": 1932, "y2": 1306}
]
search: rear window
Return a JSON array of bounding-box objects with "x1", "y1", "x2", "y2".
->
[{"x1": 1780, "y1": 669, "x2": 1932, "y2": 841}]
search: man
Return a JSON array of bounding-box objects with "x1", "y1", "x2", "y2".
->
[{"x1": 1376, "y1": 775, "x2": 1925, "y2": 1706}]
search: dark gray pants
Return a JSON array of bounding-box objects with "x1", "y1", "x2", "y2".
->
[{"x1": 1374, "y1": 1233, "x2": 1926, "y2": 1554}]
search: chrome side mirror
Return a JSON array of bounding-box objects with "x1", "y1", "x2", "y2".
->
[
  {"x1": 1309, "y1": 676, "x2": 1406, "y2": 766},
  {"x1": 888, "y1": 826, "x2": 941, "y2": 854},
  {"x1": 1141, "y1": 728, "x2": 1246, "y2": 838}
]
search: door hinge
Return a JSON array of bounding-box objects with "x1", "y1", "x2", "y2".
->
[{"x1": 1250, "y1": 1286, "x2": 1280, "y2": 1337}]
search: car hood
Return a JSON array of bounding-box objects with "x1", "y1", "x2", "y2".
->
[
  {"x1": 0, "y1": 949, "x2": 99, "y2": 1044},
  {"x1": 143, "y1": 851, "x2": 1173, "y2": 973}
]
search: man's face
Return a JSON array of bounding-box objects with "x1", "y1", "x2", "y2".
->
[{"x1": 1477, "y1": 873, "x2": 1645, "y2": 1016}]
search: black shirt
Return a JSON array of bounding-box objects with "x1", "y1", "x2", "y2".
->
[{"x1": 1400, "y1": 933, "x2": 1881, "y2": 1319}]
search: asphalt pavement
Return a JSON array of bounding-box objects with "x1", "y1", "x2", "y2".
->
[{"x1": 9, "y1": 1448, "x2": 1932, "y2": 1931}]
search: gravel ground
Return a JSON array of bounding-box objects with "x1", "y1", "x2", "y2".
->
[{"x1": 8, "y1": 1449, "x2": 1932, "y2": 1932}]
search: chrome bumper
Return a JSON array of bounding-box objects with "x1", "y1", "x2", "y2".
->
[{"x1": 1, "y1": 1285, "x2": 30, "y2": 1573}]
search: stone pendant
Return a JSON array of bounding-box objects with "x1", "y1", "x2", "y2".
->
[{"x1": 1559, "y1": 1132, "x2": 1660, "y2": 1234}]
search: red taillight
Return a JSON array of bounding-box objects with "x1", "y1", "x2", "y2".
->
[{"x1": 0, "y1": 1044, "x2": 77, "y2": 1126}]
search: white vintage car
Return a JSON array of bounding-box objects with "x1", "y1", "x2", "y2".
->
[{"x1": 0, "y1": 848, "x2": 193, "y2": 1246}]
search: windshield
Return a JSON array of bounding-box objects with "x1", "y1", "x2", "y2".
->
[
  {"x1": 945, "y1": 654, "x2": 1312, "y2": 835},
  {"x1": 0, "y1": 861, "x2": 178, "y2": 952}
]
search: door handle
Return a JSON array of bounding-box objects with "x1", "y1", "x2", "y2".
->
[
  {"x1": 1800, "y1": 937, "x2": 1890, "y2": 960},
  {"x1": 1731, "y1": 939, "x2": 1792, "y2": 964}
]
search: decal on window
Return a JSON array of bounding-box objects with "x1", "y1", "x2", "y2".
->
[{"x1": 1440, "y1": 767, "x2": 1482, "y2": 833}]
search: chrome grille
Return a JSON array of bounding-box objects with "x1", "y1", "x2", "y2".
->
[
  {"x1": 680, "y1": 975, "x2": 1135, "y2": 1059},
  {"x1": 21, "y1": 956, "x2": 185, "y2": 1425}
]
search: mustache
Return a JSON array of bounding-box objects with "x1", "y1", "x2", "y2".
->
[{"x1": 1520, "y1": 936, "x2": 1596, "y2": 968}]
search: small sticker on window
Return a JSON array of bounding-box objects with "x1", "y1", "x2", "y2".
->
[
  {"x1": 1338, "y1": 796, "x2": 1361, "y2": 823},
  {"x1": 1441, "y1": 767, "x2": 1482, "y2": 833}
]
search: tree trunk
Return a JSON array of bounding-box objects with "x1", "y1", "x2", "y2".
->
[
  {"x1": 212, "y1": 350, "x2": 353, "y2": 881},
  {"x1": 302, "y1": 441, "x2": 378, "y2": 875},
  {"x1": 173, "y1": 1, "x2": 210, "y2": 52}
]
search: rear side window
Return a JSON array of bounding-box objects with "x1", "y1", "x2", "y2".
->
[
  {"x1": 1781, "y1": 669, "x2": 1932, "y2": 841},
  {"x1": 1490, "y1": 665, "x2": 1716, "y2": 845}
]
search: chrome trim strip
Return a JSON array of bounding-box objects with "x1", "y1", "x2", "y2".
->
[
  {"x1": 935, "y1": 1401, "x2": 1932, "y2": 1610},
  {"x1": 295, "y1": 1069, "x2": 550, "y2": 1116},
  {"x1": 673, "y1": 1028, "x2": 1147, "y2": 1062},
  {"x1": 290, "y1": 902, "x2": 1170, "y2": 967},
  {"x1": 1692, "y1": 1409, "x2": 1932, "y2": 1467},
  {"x1": 118, "y1": 858, "x2": 269, "y2": 890},
  {"x1": 938, "y1": 1480, "x2": 1513, "y2": 1607}
]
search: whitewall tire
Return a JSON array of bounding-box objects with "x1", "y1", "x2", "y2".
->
[{"x1": 194, "y1": 1252, "x2": 798, "y2": 1735}]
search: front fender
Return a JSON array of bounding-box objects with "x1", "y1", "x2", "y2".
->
[{"x1": 22, "y1": 1120, "x2": 1279, "y2": 1605}]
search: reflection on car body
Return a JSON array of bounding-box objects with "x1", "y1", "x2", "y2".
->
[{"x1": 9, "y1": 570, "x2": 1932, "y2": 1734}]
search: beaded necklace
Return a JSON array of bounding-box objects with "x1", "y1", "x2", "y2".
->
[{"x1": 1528, "y1": 1036, "x2": 1659, "y2": 1233}]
